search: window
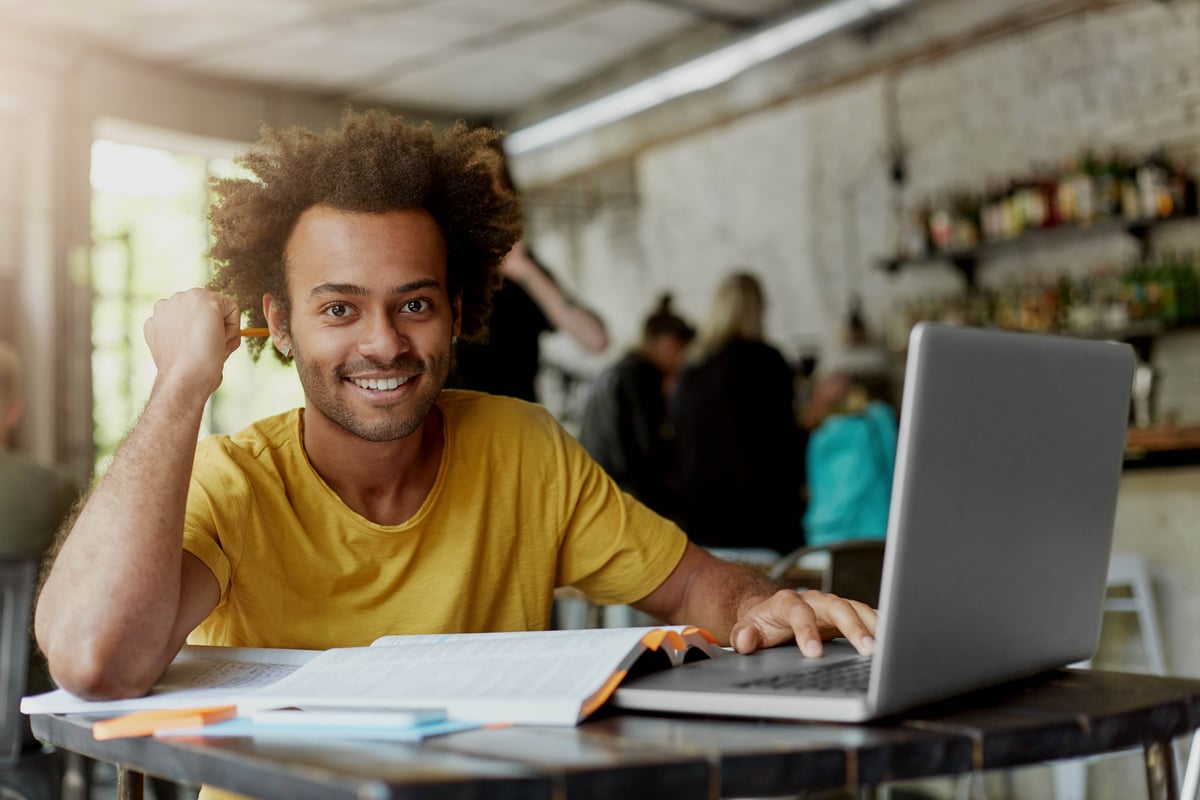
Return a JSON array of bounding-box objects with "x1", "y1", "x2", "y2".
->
[{"x1": 90, "y1": 129, "x2": 303, "y2": 475}]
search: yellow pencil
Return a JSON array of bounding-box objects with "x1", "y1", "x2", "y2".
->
[{"x1": 240, "y1": 327, "x2": 269, "y2": 337}]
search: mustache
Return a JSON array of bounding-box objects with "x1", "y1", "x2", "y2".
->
[{"x1": 335, "y1": 358, "x2": 429, "y2": 377}]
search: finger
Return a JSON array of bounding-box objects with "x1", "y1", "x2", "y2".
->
[
  {"x1": 782, "y1": 594, "x2": 824, "y2": 657},
  {"x1": 729, "y1": 591, "x2": 787, "y2": 654},
  {"x1": 805, "y1": 591, "x2": 877, "y2": 656},
  {"x1": 730, "y1": 622, "x2": 762, "y2": 655},
  {"x1": 213, "y1": 296, "x2": 243, "y2": 353},
  {"x1": 219, "y1": 297, "x2": 241, "y2": 327},
  {"x1": 736, "y1": 591, "x2": 825, "y2": 656}
]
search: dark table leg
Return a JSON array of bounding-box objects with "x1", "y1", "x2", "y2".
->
[
  {"x1": 60, "y1": 752, "x2": 92, "y2": 800},
  {"x1": 1145, "y1": 740, "x2": 1178, "y2": 800},
  {"x1": 117, "y1": 767, "x2": 144, "y2": 800}
]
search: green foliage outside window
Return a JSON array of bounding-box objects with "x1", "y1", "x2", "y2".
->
[{"x1": 90, "y1": 140, "x2": 304, "y2": 477}]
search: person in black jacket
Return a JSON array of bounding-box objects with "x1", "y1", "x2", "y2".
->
[
  {"x1": 578, "y1": 295, "x2": 695, "y2": 519},
  {"x1": 668, "y1": 271, "x2": 805, "y2": 557},
  {"x1": 446, "y1": 142, "x2": 607, "y2": 402}
]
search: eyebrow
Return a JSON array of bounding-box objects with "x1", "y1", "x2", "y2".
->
[{"x1": 309, "y1": 279, "x2": 440, "y2": 298}]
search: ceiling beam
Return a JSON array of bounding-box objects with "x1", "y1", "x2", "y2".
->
[
  {"x1": 633, "y1": 0, "x2": 758, "y2": 28},
  {"x1": 506, "y1": 0, "x2": 917, "y2": 155}
]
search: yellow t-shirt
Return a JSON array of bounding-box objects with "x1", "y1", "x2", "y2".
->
[{"x1": 183, "y1": 389, "x2": 687, "y2": 650}]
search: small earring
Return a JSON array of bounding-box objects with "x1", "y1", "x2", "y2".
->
[{"x1": 280, "y1": 344, "x2": 291, "y2": 358}]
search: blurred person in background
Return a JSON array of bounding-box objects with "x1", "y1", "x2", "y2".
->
[
  {"x1": 668, "y1": 271, "x2": 805, "y2": 559},
  {"x1": 801, "y1": 369, "x2": 898, "y2": 548},
  {"x1": 0, "y1": 340, "x2": 79, "y2": 745},
  {"x1": 446, "y1": 143, "x2": 607, "y2": 403},
  {"x1": 578, "y1": 294, "x2": 695, "y2": 519}
]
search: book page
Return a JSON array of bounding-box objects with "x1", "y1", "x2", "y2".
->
[
  {"x1": 367, "y1": 626, "x2": 679, "y2": 647},
  {"x1": 21, "y1": 645, "x2": 318, "y2": 715},
  {"x1": 242, "y1": 627, "x2": 680, "y2": 724}
]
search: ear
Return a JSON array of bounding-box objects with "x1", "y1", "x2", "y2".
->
[
  {"x1": 263, "y1": 294, "x2": 290, "y2": 356},
  {"x1": 451, "y1": 292, "x2": 462, "y2": 339}
]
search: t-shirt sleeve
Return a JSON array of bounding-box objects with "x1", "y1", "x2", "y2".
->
[
  {"x1": 554, "y1": 427, "x2": 689, "y2": 605},
  {"x1": 182, "y1": 439, "x2": 235, "y2": 598}
]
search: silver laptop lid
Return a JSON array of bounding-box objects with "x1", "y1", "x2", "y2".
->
[{"x1": 869, "y1": 323, "x2": 1135, "y2": 717}]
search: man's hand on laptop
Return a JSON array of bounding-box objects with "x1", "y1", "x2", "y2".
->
[{"x1": 729, "y1": 589, "x2": 877, "y2": 658}]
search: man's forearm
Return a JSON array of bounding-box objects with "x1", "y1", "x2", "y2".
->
[
  {"x1": 514, "y1": 266, "x2": 608, "y2": 353},
  {"x1": 634, "y1": 543, "x2": 787, "y2": 644},
  {"x1": 681, "y1": 561, "x2": 788, "y2": 643},
  {"x1": 35, "y1": 379, "x2": 210, "y2": 698}
]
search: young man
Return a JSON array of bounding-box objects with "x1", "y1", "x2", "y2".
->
[{"x1": 35, "y1": 110, "x2": 875, "y2": 702}]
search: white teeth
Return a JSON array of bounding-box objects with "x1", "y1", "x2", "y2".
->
[{"x1": 352, "y1": 376, "x2": 408, "y2": 391}]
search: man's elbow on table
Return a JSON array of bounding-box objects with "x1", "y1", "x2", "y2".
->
[{"x1": 38, "y1": 623, "x2": 170, "y2": 701}]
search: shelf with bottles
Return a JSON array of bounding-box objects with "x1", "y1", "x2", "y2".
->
[
  {"x1": 882, "y1": 250, "x2": 1200, "y2": 355},
  {"x1": 881, "y1": 147, "x2": 1199, "y2": 286},
  {"x1": 1124, "y1": 424, "x2": 1200, "y2": 469},
  {"x1": 1126, "y1": 425, "x2": 1200, "y2": 455}
]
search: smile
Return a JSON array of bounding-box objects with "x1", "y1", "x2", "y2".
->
[{"x1": 350, "y1": 376, "x2": 410, "y2": 391}]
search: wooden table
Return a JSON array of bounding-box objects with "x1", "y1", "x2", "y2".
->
[{"x1": 32, "y1": 668, "x2": 1200, "y2": 800}]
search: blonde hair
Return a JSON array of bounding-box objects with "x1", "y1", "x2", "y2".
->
[
  {"x1": 0, "y1": 340, "x2": 20, "y2": 416},
  {"x1": 693, "y1": 271, "x2": 765, "y2": 360}
]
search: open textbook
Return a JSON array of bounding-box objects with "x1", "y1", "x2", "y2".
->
[{"x1": 22, "y1": 626, "x2": 720, "y2": 726}]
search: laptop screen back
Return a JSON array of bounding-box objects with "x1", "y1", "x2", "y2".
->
[{"x1": 868, "y1": 323, "x2": 1135, "y2": 716}]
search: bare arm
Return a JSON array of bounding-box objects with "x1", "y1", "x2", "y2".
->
[
  {"x1": 633, "y1": 542, "x2": 877, "y2": 656},
  {"x1": 503, "y1": 241, "x2": 608, "y2": 353},
  {"x1": 35, "y1": 289, "x2": 240, "y2": 699}
]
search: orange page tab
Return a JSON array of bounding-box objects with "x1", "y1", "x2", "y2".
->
[
  {"x1": 640, "y1": 630, "x2": 668, "y2": 651},
  {"x1": 93, "y1": 704, "x2": 238, "y2": 741}
]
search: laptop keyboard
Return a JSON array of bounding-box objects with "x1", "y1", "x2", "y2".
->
[{"x1": 732, "y1": 655, "x2": 873, "y2": 694}]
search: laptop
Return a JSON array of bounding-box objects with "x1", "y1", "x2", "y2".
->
[{"x1": 613, "y1": 322, "x2": 1135, "y2": 722}]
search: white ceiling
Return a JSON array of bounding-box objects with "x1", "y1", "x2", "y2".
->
[{"x1": 1, "y1": 0, "x2": 822, "y2": 121}]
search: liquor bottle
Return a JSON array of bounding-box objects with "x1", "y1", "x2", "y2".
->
[
  {"x1": 1096, "y1": 151, "x2": 1124, "y2": 219},
  {"x1": 1057, "y1": 156, "x2": 1078, "y2": 224},
  {"x1": 1119, "y1": 152, "x2": 1142, "y2": 221},
  {"x1": 1017, "y1": 177, "x2": 1047, "y2": 230},
  {"x1": 981, "y1": 179, "x2": 1007, "y2": 241},
  {"x1": 1123, "y1": 259, "x2": 1149, "y2": 322},
  {"x1": 1168, "y1": 159, "x2": 1196, "y2": 218},
  {"x1": 1054, "y1": 273, "x2": 1073, "y2": 332},
  {"x1": 1035, "y1": 162, "x2": 1061, "y2": 228},
  {"x1": 1169, "y1": 251, "x2": 1198, "y2": 325},
  {"x1": 1097, "y1": 266, "x2": 1130, "y2": 332},
  {"x1": 1068, "y1": 271, "x2": 1098, "y2": 333},
  {"x1": 951, "y1": 193, "x2": 981, "y2": 251},
  {"x1": 1152, "y1": 253, "x2": 1179, "y2": 326},
  {"x1": 1137, "y1": 149, "x2": 1174, "y2": 219},
  {"x1": 927, "y1": 197, "x2": 953, "y2": 252},
  {"x1": 1074, "y1": 150, "x2": 1100, "y2": 225}
]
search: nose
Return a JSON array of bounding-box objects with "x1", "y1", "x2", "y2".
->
[{"x1": 358, "y1": 311, "x2": 410, "y2": 361}]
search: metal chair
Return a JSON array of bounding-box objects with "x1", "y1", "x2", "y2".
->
[
  {"x1": 769, "y1": 538, "x2": 887, "y2": 607},
  {"x1": 1052, "y1": 550, "x2": 1171, "y2": 800},
  {"x1": 0, "y1": 557, "x2": 63, "y2": 800}
]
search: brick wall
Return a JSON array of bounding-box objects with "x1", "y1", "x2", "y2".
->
[{"x1": 520, "y1": 0, "x2": 1200, "y2": 376}]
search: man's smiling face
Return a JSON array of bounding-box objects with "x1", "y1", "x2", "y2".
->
[{"x1": 269, "y1": 204, "x2": 459, "y2": 442}]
